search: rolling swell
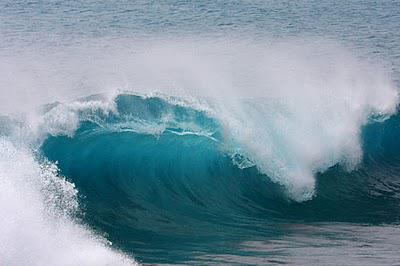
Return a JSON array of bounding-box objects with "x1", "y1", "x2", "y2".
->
[{"x1": 40, "y1": 94, "x2": 400, "y2": 262}]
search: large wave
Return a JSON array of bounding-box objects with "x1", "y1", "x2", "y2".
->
[
  {"x1": 36, "y1": 93, "x2": 400, "y2": 262},
  {"x1": 39, "y1": 93, "x2": 400, "y2": 217},
  {"x1": 1, "y1": 39, "x2": 399, "y2": 263}
]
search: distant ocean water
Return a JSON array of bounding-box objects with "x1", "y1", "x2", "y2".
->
[{"x1": 1, "y1": 1, "x2": 400, "y2": 265}]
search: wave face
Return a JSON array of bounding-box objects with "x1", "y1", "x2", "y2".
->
[{"x1": 39, "y1": 94, "x2": 400, "y2": 263}]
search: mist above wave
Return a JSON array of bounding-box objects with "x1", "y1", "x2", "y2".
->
[{"x1": 1, "y1": 37, "x2": 398, "y2": 202}]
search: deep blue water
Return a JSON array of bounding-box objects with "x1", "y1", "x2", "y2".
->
[{"x1": 1, "y1": 1, "x2": 400, "y2": 265}]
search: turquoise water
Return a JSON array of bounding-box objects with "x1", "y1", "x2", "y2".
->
[
  {"x1": 1, "y1": 1, "x2": 400, "y2": 265},
  {"x1": 40, "y1": 94, "x2": 400, "y2": 264}
]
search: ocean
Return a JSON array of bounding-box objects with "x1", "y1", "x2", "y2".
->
[{"x1": 1, "y1": 1, "x2": 400, "y2": 265}]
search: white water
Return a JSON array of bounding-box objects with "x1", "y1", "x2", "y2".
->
[{"x1": 0, "y1": 138, "x2": 136, "y2": 265}]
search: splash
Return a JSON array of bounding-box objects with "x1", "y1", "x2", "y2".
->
[{"x1": 0, "y1": 138, "x2": 136, "y2": 265}]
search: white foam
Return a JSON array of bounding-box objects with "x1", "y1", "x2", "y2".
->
[{"x1": 0, "y1": 138, "x2": 136, "y2": 265}]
